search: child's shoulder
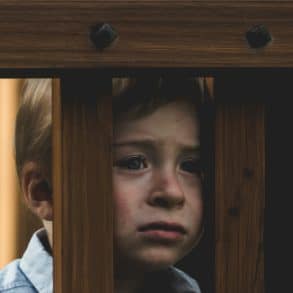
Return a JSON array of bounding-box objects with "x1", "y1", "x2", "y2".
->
[
  {"x1": 144, "y1": 266, "x2": 201, "y2": 293},
  {"x1": 168, "y1": 266, "x2": 201, "y2": 293},
  {"x1": 0, "y1": 260, "x2": 36, "y2": 292}
]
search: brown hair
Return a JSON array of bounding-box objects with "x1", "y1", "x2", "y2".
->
[
  {"x1": 113, "y1": 77, "x2": 203, "y2": 122},
  {"x1": 15, "y1": 77, "x2": 204, "y2": 179}
]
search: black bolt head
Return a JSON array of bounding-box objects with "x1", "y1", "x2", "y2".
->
[
  {"x1": 90, "y1": 23, "x2": 118, "y2": 50},
  {"x1": 243, "y1": 167, "x2": 254, "y2": 178},
  {"x1": 246, "y1": 24, "x2": 272, "y2": 49},
  {"x1": 228, "y1": 207, "x2": 240, "y2": 217}
]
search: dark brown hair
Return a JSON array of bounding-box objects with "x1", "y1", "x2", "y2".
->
[{"x1": 113, "y1": 77, "x2": 203, "y2": 122}]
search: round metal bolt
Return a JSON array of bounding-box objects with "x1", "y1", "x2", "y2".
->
[
  {"x1": 246, "y1": 24, "x2": 272, "y2": 49},
  {"x1": 90, "y1": 23, "x2": 118, "y2": 50},
  {"x1": 228, "y1": 207, "x2": 240, "y2": 217},
  {"x1": 243, "y1": 167, "x2": 254, "y2": 178}
]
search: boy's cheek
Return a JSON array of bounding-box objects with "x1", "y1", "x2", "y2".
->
[
  {"x1": 192, "y1": 199, "x2": 203, "y2": 226},
  {"x1": 113, "y1": 183, "x2": 136, "y2": 229},
  {"x1": 113, "y1": 174, "x2": 148, "y2": 204},
  {"x1": 113, "y1": 195, "x2": 130, "y2": 222},
  {"x1": 190, "y1": 203, "x2": 204, "y2": 244}
]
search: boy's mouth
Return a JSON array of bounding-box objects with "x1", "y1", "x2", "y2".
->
[{"x1": 138, "y1": 221, "x2": 186, "y2": 234}]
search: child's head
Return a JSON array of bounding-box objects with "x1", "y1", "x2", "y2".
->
[
  {"x1": 112, "y1": 77, "x2": 203, "y2": 276},
  {"x1": 15, "y1": 77, "x2": 204, "y2": 274}
]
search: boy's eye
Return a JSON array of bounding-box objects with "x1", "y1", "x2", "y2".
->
[
  {"x1": 181, "y1": 159, "x2": 201, "y2": 175},
  {"x1": 115, "y1": 155, "x2": 148, "y2": 170}
]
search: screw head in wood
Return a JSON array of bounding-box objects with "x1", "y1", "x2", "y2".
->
[
  {"x1": 90, "y1": 23, "x2": 118, "y2": 50},
  {"x1": 246, "y1": 24, "x2": 272, "y2": 49}
]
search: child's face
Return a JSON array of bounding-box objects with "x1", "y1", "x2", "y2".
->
[{"x1": 113, "y1": 100, "x2": 203, "y2": 273}]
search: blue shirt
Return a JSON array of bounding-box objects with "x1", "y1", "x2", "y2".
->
[
  {"x1": 140, "y1": 266, "x2": 201, "y2": 293},
  {"x1": 0, "y1": 229, "x2": 201, "y2": 293},
  {"x1": 0, "y1": 229, "x2": 53, "y2": 293}
]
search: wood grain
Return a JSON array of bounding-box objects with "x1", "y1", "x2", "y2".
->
[
  {"x1": 214, "y1": 77, "x2": 265, "y2": 293},
  {"x1": 0, "y1": 1, "x2": 293, "y2": 68},
  {"x1": 52, "y1": 75, "x2": 113, "y2": 293}
]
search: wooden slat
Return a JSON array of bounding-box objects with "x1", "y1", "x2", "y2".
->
[
  {"x1": 1, "y1": 1, "x2": 293, "y2": 68},
  {"x1": 52, "y1": 75, "x2": 113, "y2": 293},
  {"x1": 52, "y1": 78, "x2": 62, "y2": 292},
  {"x1": 214, "y1": 78, "x2": 265, "y2": 293}
]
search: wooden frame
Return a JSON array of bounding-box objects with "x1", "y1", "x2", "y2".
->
[
  {"x1": 1, "y1": 1, "x2": 293, "y2": 68},
  {"x1": 1, "y1": 1, "x2": 285, "y2": 292}
]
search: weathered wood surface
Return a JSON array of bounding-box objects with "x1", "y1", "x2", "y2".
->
[
  {"x1": 0, "y1": 1, "x2": 293, "y2": 68},
  {"x1": 52, "y1": 76, "x2": 113, "y2": 293},
  {"x1": 214, "y1": 77, "x2": 265, "y2": 293}
]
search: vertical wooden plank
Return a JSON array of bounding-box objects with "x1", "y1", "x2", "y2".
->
[
  {"x1": 53, "y1": 74, "x2": 113, "y2": 293},
  {"x1": 215, "y1": 77, "x2": 265, "y2": 293},
  {"x1": 52, "y1": 78, "x2": 62, "y2": 292}
]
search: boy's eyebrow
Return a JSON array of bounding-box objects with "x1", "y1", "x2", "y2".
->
[
  {"x1": 112, "y1": 140, "x2": 157, "y2": 151},
  {"x1": 113, "y1": 139, "x2": 200, "y2": 154}
]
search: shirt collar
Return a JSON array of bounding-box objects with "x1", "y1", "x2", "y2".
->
[{"x1": 19, "y1": 228, "x2": 53, "y2": 293}]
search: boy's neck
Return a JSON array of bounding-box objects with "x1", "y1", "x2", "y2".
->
[
  {"x1": 114, "y1": 278, "x2": 143, "y2": 293},
  {"x1": 42, "y1": 220, "x2": 53, "y2": 251},
  {"x1": 114, "y1": 267, "x2": 146, "y2": 293},
  {"x1": 38, "y1": 229, "x2": 53, "y2": 256}
]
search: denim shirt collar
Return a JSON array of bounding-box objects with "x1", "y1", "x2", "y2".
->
[{"x1": 19, "y1": 228, "x2": 53, "y2": 293}]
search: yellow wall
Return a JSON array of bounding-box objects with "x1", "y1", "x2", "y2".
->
[{"x1": 0, "y1": 79, "x2": 20, "y2": 268}]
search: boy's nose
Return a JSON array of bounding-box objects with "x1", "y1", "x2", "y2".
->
[{"x1": 147, "y1": 169, "x2": 185, "y2": 209}]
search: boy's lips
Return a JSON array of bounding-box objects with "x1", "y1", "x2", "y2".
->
[
  {"x1": 138, "y1": 221, "x2": 186, "y2": 242},
  {"x1": 138, "y1": 221, "x2": 187, "y2": 234}
]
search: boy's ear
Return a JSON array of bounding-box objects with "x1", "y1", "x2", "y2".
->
[{"x1": 21, "y1": 161, "x2": 53, "y2": 221}]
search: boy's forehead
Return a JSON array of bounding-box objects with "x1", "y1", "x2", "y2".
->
[
  {"x1": 116, "y1": 99, "x2": 197, "y2": 124},
  {"x1": 114, "y1": 101, "x2": 199, "y2": 144}
]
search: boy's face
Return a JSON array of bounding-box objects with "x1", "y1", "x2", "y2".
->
[{"x1": 113, "y1": 100, "x2": 203, "y2": 273}]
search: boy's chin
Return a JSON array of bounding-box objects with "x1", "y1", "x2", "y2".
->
[
  {"x1": 131, "y1": 249, "x2": 181, "y2": 272},
  {"x1": 140, "y1": 260, "x2": 174, "y2": 272},
  {"x1": 115, "y1": 246, "x2": 184, "y2": 276}
]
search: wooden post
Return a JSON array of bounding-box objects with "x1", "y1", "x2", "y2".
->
[
  {"x1": 214, "y1": 76, "x2": 265, "y2": 293},
  {"x1": 52, "y1": 75, "x2": 113, "y2": 293}
]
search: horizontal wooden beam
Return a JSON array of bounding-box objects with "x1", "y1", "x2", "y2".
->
[{"x1": 1, "y1": 1, "x2": 293, "y2": 69}]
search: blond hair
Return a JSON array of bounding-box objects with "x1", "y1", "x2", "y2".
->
[{"x1": 15, "y1": 79, "x2": 52, "y2": 178}]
